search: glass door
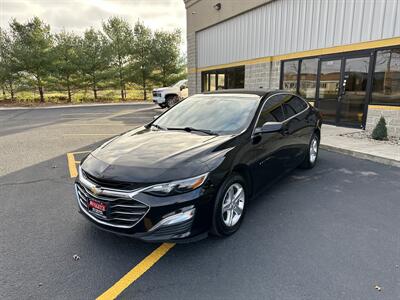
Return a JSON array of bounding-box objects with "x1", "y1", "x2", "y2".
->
[
  {"x1": 316, "y1": 55, "x2": 371, "y2": 127},
  {"x1": 338, "y1": 56, "x2": 370, "y2": 127},
  {"x1": 317, "y1": 59, "x2": 342, "y2": 123}
]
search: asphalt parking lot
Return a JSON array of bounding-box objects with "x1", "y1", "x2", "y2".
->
[{"x1": 1, "y1": 103, "x2": 400, "y2": 300}]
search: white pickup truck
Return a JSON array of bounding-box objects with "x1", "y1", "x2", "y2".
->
[{"x1": 152, "y1": 79, "x2": 188, "y2": 108}]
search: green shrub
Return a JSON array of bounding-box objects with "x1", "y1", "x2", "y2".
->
[{"x1": 371, "y1": 116, "x2": 388, "y2": 140}]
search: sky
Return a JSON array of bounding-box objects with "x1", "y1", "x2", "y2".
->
[{"x1": 0, "y1": 0, "x2": 187, "y2": 48}]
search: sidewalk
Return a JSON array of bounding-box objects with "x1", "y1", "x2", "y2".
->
[{"x1": 321, "y1": 124, "x2": 400, "y2": 168}]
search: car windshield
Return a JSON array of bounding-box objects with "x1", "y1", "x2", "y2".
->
[{"x1": 153, "y1": 94, "x2": 261, "y2": 135}]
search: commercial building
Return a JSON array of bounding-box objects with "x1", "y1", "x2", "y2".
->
[{"x1": 184, "y1": 0, "x2": 400, "y2": 136}]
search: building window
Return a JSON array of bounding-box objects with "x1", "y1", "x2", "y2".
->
[
  {"x1": 209, "y1": 74, "x2": 216, "y2": 91},
  {"x1": 299, "y1": 58, "x2": 318, "y2": 101},
  {"x1": 202, "y1": 73, "x2": 209, "y2": 92},
  {"x1": 282, "y1": 60, "x2": 299, "y2": 92},
  {"x1": 201, "y1": 66, "x2": 245, "y2": 92},
  {"x1": 371, "y1": 48, "x2": 400, "y2": 106}
]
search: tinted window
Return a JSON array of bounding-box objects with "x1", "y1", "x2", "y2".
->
[
  {"x1": 201, "y1": 66, "x2": 245, "y2": 92},
  {"x1": 299, "y1": 58, "x2": 318, "y2": 101},
  {"x1": 282, "y1": 60, "x2": 299, "y2": 92},
  {"x1": 154, "y1": 94, "x2": 260, "y2": 134},
  {"x1": 282, "y1": 95, "x2": 308, "y2": 119},
  {"x1": 372, "y1": 48, "x2": 400, "y2": 105},
  {"x1": 209, "y1": 74, "x2": 216, "y2": 91},
  {"x1": 202, "y1": 73, "x2": 209, "y2": 92},
  {"x1": 256, "y1": 95, "x2": 285, "y2": 127},
  {"x1": 282, "y1": 102, "x2": 296, "y2": 119},
  {"x1": 286, "y1": 96, "x2": 308, "y2": 114}
]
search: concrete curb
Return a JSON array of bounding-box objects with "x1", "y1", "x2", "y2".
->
[
  {"x1": 0, "y1": 102, "x2": 154, "y2": 110},
  {"x1": 321, "y1": 144, "x2": 400, "y2": 168}
]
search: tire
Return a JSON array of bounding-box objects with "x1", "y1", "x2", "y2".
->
[
  {"x1": 211, "y1": 173, "x2": 247, "y2": 237},
  {"x1": 166, "y1": 95, "x2": 179, "y2": 108},
  {"x1": 159, "y1": 103, "x2": 166, "y2": 109},
  {"x1": 299, "y1": 133, "x2": 319, "y2": 169}
]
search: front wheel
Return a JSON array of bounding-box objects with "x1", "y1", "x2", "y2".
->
[
  {"x1": 299, "y1": 133, "x2": 319, "y2": 169},
  {"x1": 211, "y1": 174, "x2": 247, "y2": 237},
  {"x1": 166, "y1": 95, "x2": 179, "y2": 108}
]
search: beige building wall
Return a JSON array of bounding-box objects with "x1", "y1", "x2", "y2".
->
[
  {"x1": 184, "y1": 0, "x2": 272, "y2": 33},
  {"x1": 184, "y1": 0, "x2": 273, "y2": 95}
]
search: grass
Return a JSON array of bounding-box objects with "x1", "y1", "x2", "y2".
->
[{"x1": 0, "y1": 88, "x2": 153, "y2": 106}]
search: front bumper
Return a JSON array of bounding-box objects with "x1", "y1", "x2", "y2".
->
[
  {"x1": 152, "y1": 96, "x2": 165, "y2": 104},
  {"x1": 75, "y1": 177, "x2": 215, "y2": 242}
]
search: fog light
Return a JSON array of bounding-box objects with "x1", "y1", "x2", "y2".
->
[{"x1": 149, "y1": 206, "x2": 195, "y2": 232}]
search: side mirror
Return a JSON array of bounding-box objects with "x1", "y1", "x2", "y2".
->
[
  {"x1": 180, "y1": 86, "x2": 184, "y2": 91},
  {"x1": 153, "y1": 115, "x2": 160, "y2": 120},
  {"x1": 257, "y1": 122, "x2": 283, "y2": 134}
]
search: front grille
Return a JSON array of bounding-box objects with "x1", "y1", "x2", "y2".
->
[
  {"x1": 82, "y1": 170, "x2": 146, "y2": 191},
  {"x1": 76, "y1": 182, "x2": 150, "y2": 228},
  {"x1": 153, "y1": 92, "x2": 161, "y2": 97}
]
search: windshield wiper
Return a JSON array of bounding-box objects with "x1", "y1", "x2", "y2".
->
[
  {"x1": 151, "y1": 123, "x2": 167, "y2": 131},
  {"x1": 167, "y1": 127, "x2": 218, "y2": 136}
]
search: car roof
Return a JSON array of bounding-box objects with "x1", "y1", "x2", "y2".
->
[{"x1": 203, "y1": 89, "x2": 285, "y2": 97}]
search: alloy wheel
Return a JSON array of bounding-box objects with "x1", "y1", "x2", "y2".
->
[
  {"x1": 309, "y1": 137, "x2": 318, "y2": 163},
  {"x1": 221, "y1": 183, "x2": 245, "y2": 227}
]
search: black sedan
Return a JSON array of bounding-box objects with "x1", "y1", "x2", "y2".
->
[{"x1": 75, "y1": 90, "x2": 322, "y2": 242}]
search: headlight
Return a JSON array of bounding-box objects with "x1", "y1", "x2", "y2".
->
[{"x1": 144, "y1": 173, "x2": 208, "y2": 196}]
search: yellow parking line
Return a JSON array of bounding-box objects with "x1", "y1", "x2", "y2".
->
[
  {"x1": 97, "y1": 243, "x2": 175, "y2": 300},
  {"x1": 67, "y1": 152, "x2": 78, "y2": 178}
]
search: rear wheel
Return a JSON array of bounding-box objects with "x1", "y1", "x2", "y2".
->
[
  {"x1": 299, "y1": 133, "x2": 319, "y2": 169},
  {"x1": 211, "y1": 174, "x2": 247, "y2": 237},
  {"x1": 166, "y1": 95, "x2": 179, "y2": 108}
]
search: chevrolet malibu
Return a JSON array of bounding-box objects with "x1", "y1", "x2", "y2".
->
[{"x1": 75, "y1": 90, "x2": 322, "y2": 242}]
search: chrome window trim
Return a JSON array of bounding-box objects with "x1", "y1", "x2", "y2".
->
[{"x1": 251, "y1": 92, "x2": 310, "y2": 137}]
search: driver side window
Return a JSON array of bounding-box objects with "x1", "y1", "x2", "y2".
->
[{"x1": 256, "y1": 95, "x2": 285, "y2": 128}]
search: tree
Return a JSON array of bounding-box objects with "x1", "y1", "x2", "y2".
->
[
  {"x1": 76, "y1": 28, "x2": 110, "y2": 100},
  {"x1": 152, "y1": 29, "x2": 185, "y2": 87},
  {"x1": 131, "y1": 22, "x2": 154, "y2": 100},
  {"x1": 0, "y1": 28, "x2": 19, "y2": 100},
  {"x1": 103, "y1": 17, "x2": 133, "y2": 101},
  {"x1": 53, "y1": 31, "x2": 79, "y2": 102},
  {"x1": 10, "y1": 17, "x2": 53, "y2": 103}
]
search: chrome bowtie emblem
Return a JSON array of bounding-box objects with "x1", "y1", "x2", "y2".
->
[{"x1": 90, "y1": 185, "x2": 102, "y2": 195}]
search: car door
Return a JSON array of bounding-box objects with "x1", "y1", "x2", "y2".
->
[
  {"x1": 247, "y1": 94, "x2": 289, "y2": 192},
  {"x1": 281, "y1": 94, "x2": 312, "y2": 168}
]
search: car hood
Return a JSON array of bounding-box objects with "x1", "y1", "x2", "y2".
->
[
  {"x1": 153, "y1": 87, "x2": 175, "y2": 92},
  {"x1": 81, "y1": 127, "x2": 234, "y2": 183}
]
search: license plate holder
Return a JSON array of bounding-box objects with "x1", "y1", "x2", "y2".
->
[{"x1": 88, "y1": 199, "x2": 108, "y2": 217}]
